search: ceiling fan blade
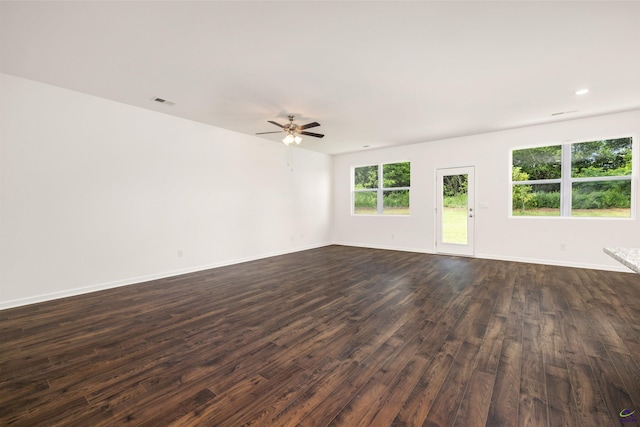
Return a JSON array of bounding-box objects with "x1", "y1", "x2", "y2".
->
[
  {"x1": 267, "y1": 120, "x2": 285, "y2": 128},
  {"x1": 255, "y1": 131, "x2": 283, "y2": 135},
  {"x1": 300, "y1": 131, "x2": 324, "y2": 138},
  {"x1": 299, "y1": 121, "x2": 320, "y2": 130}
]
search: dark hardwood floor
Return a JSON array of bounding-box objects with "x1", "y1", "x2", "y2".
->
[{"x1": 2, "y1": 245, "x2": 640, "y2": 426}]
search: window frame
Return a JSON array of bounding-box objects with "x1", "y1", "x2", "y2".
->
[
  {"x1": 510, "y1": 135, "x2": 636, "y2": 219},
  {"x1": 353, "y1": 161, "x2": 411, "y2": 216}
]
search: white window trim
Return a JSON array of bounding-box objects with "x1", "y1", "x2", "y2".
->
[
  {"x1": 510, "y1": 135, "x2": 635, "y2": 219},
  {"x1": 353, "y1": 162, "x2": 411, "y2": 216}
]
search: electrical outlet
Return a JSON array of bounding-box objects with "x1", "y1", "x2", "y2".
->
[{"x1": 178, "y1": 249, "x2": 183, "y2": 257}]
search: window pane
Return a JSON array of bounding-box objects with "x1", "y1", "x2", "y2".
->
[
  {"x1": 383, "y1": 162, "x2": 410, "y2": 188},
  {"x1": 572, "y1": 180, "x2": 631, "y2": 217},
  {"x1": 571, "y1": 137, "x2": 632, "y2": 178},
  {"x1": 354, "y1": 191, "x2": 377, "y2": 215},
  {"x1": 513, "y1": 146, "x2": 561, "y2": 180},
  {"x1": 383, "y1": 190, "x2": 409, "y2": 215},
  {"x1": 354, "y1": 165, "x2": 378, "y2": 189},
  {"x1": 512, "y1": 183, "x2": 560, "y2": 216}
]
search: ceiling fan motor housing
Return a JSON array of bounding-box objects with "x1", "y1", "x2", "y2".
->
[
  {"x1": 286, "y1": 116, "x2": 297, "y2": 133},
  {"x1": 256, "y1": 115, "x2": 324, "y2": 140}
]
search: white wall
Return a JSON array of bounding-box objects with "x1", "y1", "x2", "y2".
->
[
  {"x1": 2, "y1": 73, "x2": 638, "y2": 310},
  {"x1": 333, "y1": 109, "x2": 640, "y2": 272},
  {"x1": 0, "y1": 73, "x2": 332, "y2": 309}
]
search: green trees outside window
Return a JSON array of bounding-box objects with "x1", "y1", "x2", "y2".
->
[
  {"x1": 512, "y1": 137, "x2": 633, "y2": 217},
  {"x1": 354, "y1": 162, "x2": 410, "y2": 215}
]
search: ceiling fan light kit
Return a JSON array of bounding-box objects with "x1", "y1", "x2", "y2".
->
[
  {"x1": 256, "y1": 115, "x2": 324, "y2": 146},
  {"x1": 283, "y1": 133, "x2": 303, "y2": 146}
]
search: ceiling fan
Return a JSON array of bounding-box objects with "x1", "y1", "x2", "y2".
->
[{"x1": 256, "y1": 115, "x2": 324, "y2": 145}]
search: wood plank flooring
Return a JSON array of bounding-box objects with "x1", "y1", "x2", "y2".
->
[{"x1": 1, "y1": 245, "x2": 640, "y2": 426}]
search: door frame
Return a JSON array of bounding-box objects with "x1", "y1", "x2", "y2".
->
[{"x1": 435, "y1": 166, "x2": 475, "y2": 256}]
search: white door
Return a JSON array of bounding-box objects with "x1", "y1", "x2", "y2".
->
[{"x1": 436, "y1": 166, "x2": 475, "y2": 256}]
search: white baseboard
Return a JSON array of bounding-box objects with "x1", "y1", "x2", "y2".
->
[
  {"x1": 474, "y1": 253, "x2": 633, "y2": 273},
  {"x1": 3, "y1": 242, "x2": 632, "y2": 311},
  {"x1": 0, "y1": 242, "x2": 332, "y2": 311},
  {"x1": 333, "y1": 241, "x2": 633, "y2": 273},
  {"x1": 332, "y1": 241, "x2": 433, "y2": 255}
]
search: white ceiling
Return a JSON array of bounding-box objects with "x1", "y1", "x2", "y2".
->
[{"x1": 1, "y1": 1, "x2": 639, "y2": 155}]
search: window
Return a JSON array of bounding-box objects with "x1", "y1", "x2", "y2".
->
[
  {"x1": 354, "y1": 162, "x2": 410, "y2": 215},
  {"x1": 512, "y1": 137, "x2": 633, "y2": 218}
]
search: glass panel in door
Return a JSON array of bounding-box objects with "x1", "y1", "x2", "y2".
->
[{"x1": 441, "y1": 173, "x2": 468, "y2": 244}]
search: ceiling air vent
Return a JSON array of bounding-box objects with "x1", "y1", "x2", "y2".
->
[
  {"x1": 551, "y1": 109, "x2": 578, "y2": 116},
  {"x1": 152, "y1": 97, "x2": 175, "y2": 106}
]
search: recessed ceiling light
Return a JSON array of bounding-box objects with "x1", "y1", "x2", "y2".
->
[{"x1": 575, "y1": 88, "x2": 589, "y2": 96}]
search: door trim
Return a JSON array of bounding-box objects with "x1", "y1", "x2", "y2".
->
[{"x1": 435, "y1": 166, "x2": 475, "y2": 256}]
